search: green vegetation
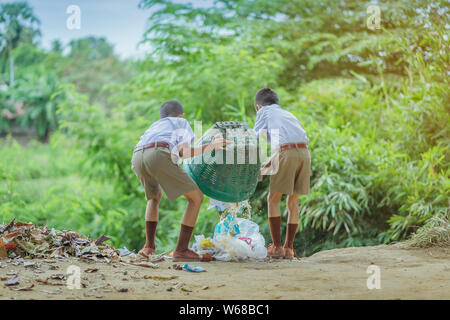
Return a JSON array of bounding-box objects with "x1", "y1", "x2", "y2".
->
[{"x1": 0, "y1": 1, "x2": 448, "y2": 256}]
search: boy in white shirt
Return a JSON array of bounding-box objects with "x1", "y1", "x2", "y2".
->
[
  {"x1": 254, "y1": 88, "x2": 311, "y2": 259},
  {"x1": 131, "y1": 100, "x2": 228, "y2": 261}
]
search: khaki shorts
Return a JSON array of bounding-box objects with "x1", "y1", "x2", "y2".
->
[
  {"x1": 269, "y1": 147, "x2": 311, "y2": 195},
  {"x1": 131, "y1": 147, "x2": 199, "y2": 201}
]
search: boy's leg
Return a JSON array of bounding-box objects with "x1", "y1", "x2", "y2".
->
[
  {"x1": 173, "y1": 189, "x2": 212, "y2": 261},
  {"x1": 180, "y1": 189, "x2": 203, "y2": 227},
  {"x1": 139, "y1": 189, "x2": 162, "y2": 257},
  {"x1": 267, "y1": 191, "x2": 285, "y2": 258},
  {"x1": 284, "y1": 194, "x2": 299, "y2": 259}
]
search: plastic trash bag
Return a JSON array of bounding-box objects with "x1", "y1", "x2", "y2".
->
[
  {"x1": 191, "y1": 235, "x2": 216, "y2": 256},
  {"x1": 214, "y1": 214, "x2": 240, "y2": 237},
  {"x1": 191, "y1": 215, "x2": 267, "y2": 261}
]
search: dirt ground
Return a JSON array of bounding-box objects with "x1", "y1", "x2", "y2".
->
[{"x1": 0, "y1": 244, "x2": 449, "y2": 300}]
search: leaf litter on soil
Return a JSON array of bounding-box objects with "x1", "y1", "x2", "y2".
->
[
  {"x1": 0, "y1": 220, "x2": 189, "y2": 294},
  {"x1": 0, "y1": 219, "x2": 121, "y2": 263}
]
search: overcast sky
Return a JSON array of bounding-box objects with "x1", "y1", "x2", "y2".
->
[{"x1": 1, "y1": 0, "x2": 153, "y2": 59}]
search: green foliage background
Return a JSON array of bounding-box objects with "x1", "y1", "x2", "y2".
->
[{"x1": 0, "y1": 0, "x2": 448, "y2": 256}]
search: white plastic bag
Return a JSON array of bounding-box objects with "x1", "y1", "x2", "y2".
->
[
  {"x1": 191, "y1": 235, "x2": 216, "y2": 256},
  {"x1": 214, "y1": 235, "x2": 254, "y2": 261},
  {"x1": 214, "y1": 214, "x2": 240, "y2": 238},
  {"x1": 212, "y1": 215, "x2": 267, "y2": 261}
]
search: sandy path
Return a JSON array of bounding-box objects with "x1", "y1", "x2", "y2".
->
[{"x1": 1, "y1": 244, "x2": 449, "y2": 300}]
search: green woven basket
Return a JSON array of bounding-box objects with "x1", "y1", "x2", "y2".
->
[{"x1": 183, "y1": 121, "x2": 260, "y2": 202}]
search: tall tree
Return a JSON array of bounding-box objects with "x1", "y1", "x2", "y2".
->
[{"x1": 0, "y1": 2, "x2": 41, "y2": 85}]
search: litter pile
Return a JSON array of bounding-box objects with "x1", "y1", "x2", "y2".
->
[
  {"x1": 0, "y1": 219, "x2": 120, "y2": 263},
  {"x1": 192, "y1": 214, "x2": 267, "y2": 262}
]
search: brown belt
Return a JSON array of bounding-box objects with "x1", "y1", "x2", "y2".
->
[
  {"x1": 134, "y1": 142, "x2": 169, "y2": 153},
  {"x1": 280, "y1": 143, "x2": 308, "y2": 151}
]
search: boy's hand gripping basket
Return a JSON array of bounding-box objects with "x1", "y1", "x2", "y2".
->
[{"x1": 183, "y1": 121, "x2": 260, "y2": 202}]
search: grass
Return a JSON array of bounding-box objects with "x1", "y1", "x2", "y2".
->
[{"x1": 406, "y1": 212, "x2": 450, "y2": 248}]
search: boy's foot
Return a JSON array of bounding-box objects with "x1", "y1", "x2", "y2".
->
[
  {"x1": 267, "y1": 244, "x2": 284, "y2": 259},
  {"x1": 138, "y1": 246, "x2": 156, "y2": 258},
  {"x1": 172, "y1": 248, "x2": 213, "y2": 262},
  {"x1": 283, "y1": 247, "x2": 301, "y2": 260}
]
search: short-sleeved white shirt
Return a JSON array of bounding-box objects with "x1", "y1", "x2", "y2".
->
[
  {"x1": 253, "y1": 104, "x2": 308, "y2": 149},
  {"x1": 135, "y1": 117, "x2": 195, "y2": 155}
]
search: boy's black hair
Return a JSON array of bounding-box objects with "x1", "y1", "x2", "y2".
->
[
  {"x1": 160, "y1": 100, "x2": 184, "y2": 118},
  {"x1": 254, "y1": 88, "x2": 279, "y2": 108}
]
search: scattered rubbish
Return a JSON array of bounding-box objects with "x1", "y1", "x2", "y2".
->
[
  {"x1": 0, "y1": 219, "x2": 14, "y2": 233},
  {"x1": 10, "y1": 284, "x2": 34, "y2": 291},
  {"x1": 124, "y1": 261, "x2": 158, "y2": 269},
  {"x1": 35, "y1": 278, "x2": 50, "y2": 285},
  {"x1": 89, "y1": 284, "x2": 110, "y2": 291},
  {"x1": 200, "y1": 238, "x2": 215, "y2": 249},
  {"x1": 182, "y1": 264, "x2": 206, "y2": 272},
  {"x1": 4, "y1": 276, "x2": 19, "y2": 286},
  {"x1": 149, "y1": 275, "x2": 178, "y2": 280},
  {"x1": 118, "y1": 247, "x2": 133, "y2": 256},
  {"x1": 175, "y1": 282, "x2": 185, "y2": 289},
  {"x1": 181, "y1": 287, "x2": 192, "y2": 292},
  {"x1": 84, "y1": 268, "x2": 99, "y2": 273},
  {"x1": 116, "y1": 287, "x2": 128, "y2": 293},
  {"x1": 150, "y1": 254, "x2": 166, "y2": 263},
  {"x1": 0, "y1": 219, "x2": 119, "y2": 263},
  {"x1": 215, "y1": 214, "x2": 241, "y2": 236},
  {"x1": 5, "y1": 243, "x2": 17, "y2": 251},
  {"x1": 0, "y1": 238, "x2": 7, "y2": 258},
  {"x1": 94, "y1": 235, "x2": 111, "y2": 246},
  {"x1": 172, "y1": 264, "x2": 183, "y2": 270},
  {"x1": 202, "y1": 285, "x2": 209, "y2": 290},
  {"x1": 23, "y1": 261, "x2": 37, "y2": 268},
  {"x1": 41, "y1": 290, "x2": 57, "y2": 295},
  {"x1": 37, "y1": 277, "x2": 66, "y2": 286},
  {"x1": 166, "y1": 286, "x2": 174, "y2": 292},
  {"x1": 192, "y1": 216, "x2": 267, "y2": 262}
]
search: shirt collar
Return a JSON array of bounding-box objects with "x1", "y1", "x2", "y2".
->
[{"x1": 257, "y1": 104, "x2": 280, "y2": 114}]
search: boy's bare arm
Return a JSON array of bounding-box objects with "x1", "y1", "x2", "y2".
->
[{"x1": 178, "y1": 134, "x2": 231, "y2": 159}]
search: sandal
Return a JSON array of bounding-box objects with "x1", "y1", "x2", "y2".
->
[
  {"x1": 138, "y1": 247, "x2": 156, "y2": 258},
  {"x1": 172, "y1": 248, "x2": 213, "y2": 262}
]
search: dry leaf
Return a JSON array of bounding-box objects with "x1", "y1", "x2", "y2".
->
[{"x1": 94, "y1": 235, "x2": 111, "y2": 246}]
